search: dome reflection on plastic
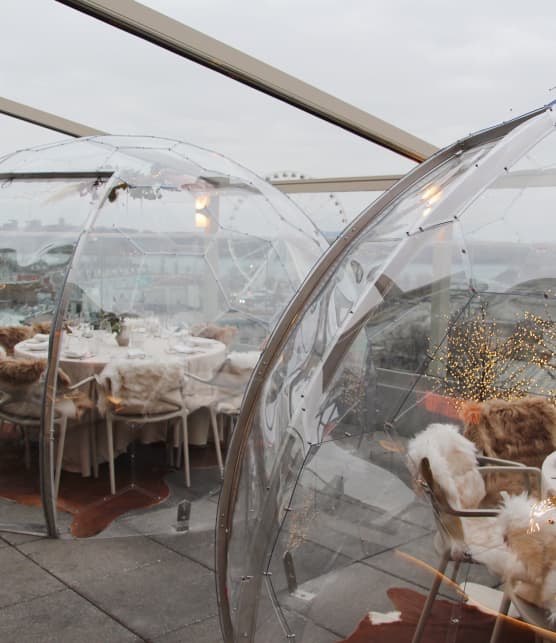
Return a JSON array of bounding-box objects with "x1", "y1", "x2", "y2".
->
[{"x1": 218, "y1": 104, "x2": 556, "y2": 642}]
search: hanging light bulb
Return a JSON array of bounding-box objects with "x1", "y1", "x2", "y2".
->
[
  {"x1": 195, "y1": 211, "x2": 210, "y2": 228},
  {"x1": 194, "y1": 193, "x2": 211, "y2": 228},
  {"x1": 195, "y1": 194, "x2": 210, "y2": 211}
]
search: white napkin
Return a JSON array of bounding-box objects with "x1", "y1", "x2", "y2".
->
[
  {"x1": 24, "y1": 341, "x2": 49, "y2": 351},
  {"x1": 27, "y1": 333, "x2": 50, "y2": 344}
]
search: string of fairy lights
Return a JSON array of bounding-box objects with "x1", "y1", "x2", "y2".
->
[{"x1": 431, "y1": 308, "x2": 556, "y2": 405}]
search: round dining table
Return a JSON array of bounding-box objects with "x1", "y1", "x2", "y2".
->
[{"x1": 14, "y1": 331, "x2": 227, "y2": 475}]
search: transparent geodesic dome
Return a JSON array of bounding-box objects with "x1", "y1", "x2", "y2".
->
[
  {"x1": 217, "y1": 103, "x2": 556, "y2": 641},
  {"x1": 0, "y1": 135, "x2": 327, "y2": 538}
]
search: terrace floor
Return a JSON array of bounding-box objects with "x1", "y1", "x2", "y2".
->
[
  {"x1": 0, "y1": 465, "x2": 224, "y2": 643},
  {"x1": 0, "y1": 432, "x2": 532, "y2": 643}
]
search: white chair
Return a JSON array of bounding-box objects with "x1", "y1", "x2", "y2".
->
[
  {"x1": 180, "y1": 369, "x2": 224, "y2": 479},
  {"x1": 97, "y1": 358, "x2": 191, "y2": 494},
  {"x1": 407, "y1": 423, "x2": 542, "y2": 643},
  {"x1": 213, "y1": 351, "x2": 259, "y2": 446},
  {"x1": 0, "y1": 359, "x2": 94, "y2": 498}
]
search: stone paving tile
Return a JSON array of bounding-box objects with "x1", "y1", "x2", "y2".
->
[
  {"x1": 255, "y1": 609, "x2": 341, "y2": 643},
  {"x1": 282, "y1": 561, "x2": 419, "y2": 638},
  {"x1": 364, "y1": 531, "x2": 500, "y2": 592},
  {"x1": 298, "y1": 504, "x2": 429, "y2": 562},
  {"x1": 152, "y1": 529, "x2": 215, "y2": 571},
  {"x1": 0, "y1": 531, "x2": 46, "y2": 546},
  {"x1": 0, "y1": 501, "x2": 57, "y2": 544},
  {"x1": 0, "y1": 546, "x2": 65, "y2": 609},
  {"x1": 267, "y1": 537, "x2": 353, "y2": 594},
  {"x1": 78, "y1": 553, "x2": 218, "y2": 640},
  {"x1": 18, "y1": 535, "x2": 176, "y2": 585},
  {"x1": 0, "y1": 588, "x2": 141, "y2": 643},
  {"x1": 153, "y1": 615, "x2": 223, "y2": 642}
]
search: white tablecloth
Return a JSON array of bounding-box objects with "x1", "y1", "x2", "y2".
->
[{"x1": 14, "y1": 331, "x2": 227, "y2": 474}]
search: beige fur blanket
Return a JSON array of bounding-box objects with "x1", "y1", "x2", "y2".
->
[
  {"x1": 0, "y1": 357, "x2": 88, "y2": 419},
  {"x1": 0, "y1": 322, "x2": 52, "y2": 355},
  {"x1": 97, "y1": 358, "x2": 184, "y2": 415},
  {"x1": 462, "y1": 396, "x2": 556, "y2": 468}
]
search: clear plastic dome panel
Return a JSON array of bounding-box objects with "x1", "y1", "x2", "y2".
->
[
  {"x1": 0, "y1": 135, "x2": 326, "y2": 542},
  {"x1": 220, "y1": 106, "x2": 556, "y2": 642},
  {"x1": 0, "y1": 139, "x2": 116, "y2": 174}
]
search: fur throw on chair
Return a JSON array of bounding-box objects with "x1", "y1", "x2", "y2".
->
[
  {"x1": 407, "y1": 423, "x2": 486, "y2": 510},
  {"x1": 0, "y1": 357, "x2": 89, "y2": 419},
  {"x1": 497, "y1": 493, "x2": 556, "y2": 621},
  {"x1": 462, "y1": 396, "x2": 556, "y2": 468},
  {"x1": 407, "y1": 423, "x2": 515, "y2": 577},
  {"x1": 0, "y1": 322, "x2": 52, "y2": 355},
  {"x1": 226, "y1": 350, "x2": 260, "y2": 373},
  {"x1": 0, "y1": 358, "x2": 70, "y2": 387},
  {"x1": 97, "y1": 358, "x2": 184, "y2": 415}
]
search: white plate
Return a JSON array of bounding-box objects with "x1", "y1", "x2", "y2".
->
[
  {"x1": 24, "y1": 342, "x2": 49, "y2": 351},
  {"x1": 173, "y1": 344, "x2": 198, "y2": 354},
  {"x1": 63, "y1": 350, "x2": 88, "y2": 359},
  {"x1": 127, "y1": 349, "x2": 146, "y2": 359}
]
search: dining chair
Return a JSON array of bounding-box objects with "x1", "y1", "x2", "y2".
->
[
  {"x1": 96, "y1": 358, "x2": 190, "y2": 494},
  {"x1": 407, "y1": 422, "x2": 542, "y2": 643},
  {"x1": 0, "y1": 357, "x2": 94, "y2": 498},
  {"x1": 180, "y1": 368, "x2": 225, "y2": 479}
]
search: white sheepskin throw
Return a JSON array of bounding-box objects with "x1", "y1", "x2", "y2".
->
[
  {"x1": 227, "y1": 350, "x2": 260, "y2": 372},
  {"x1": 497, "y1": 493, "x2": 556, "y2": 620},
  {"x1": 407, "y1": 423, "x2": 486, "y2": 510},
  {"x1": 98, "y1": 358, "x2": 183, "y2": 415},
  {"x1": 407, "y1": 423, "x2": 510, "y2": 575}
]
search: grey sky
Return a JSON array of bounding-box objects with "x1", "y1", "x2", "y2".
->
[{"x1": 2, "y1": 0, "x2": 556, "y2": 183}]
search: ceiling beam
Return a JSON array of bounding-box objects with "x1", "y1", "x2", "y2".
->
[
  {"x1": 271, "y1": 174, "x2": 402, "y2": 193},
  {"x1": 55, "y1": 0, "x2": 438, "y2": 162},
  {"x1": 0, "y1": 95, "x2": 401, "y2": 194},
  {"x1": 0, "y1": 97, "x2": 105, "y2": 138}
]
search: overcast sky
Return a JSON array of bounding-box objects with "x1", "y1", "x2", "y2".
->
[{"x1": 2, "y1": 0, "x2": 556, "y2": 220}]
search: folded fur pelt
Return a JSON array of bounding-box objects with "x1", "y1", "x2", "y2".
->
[
  {"x1": 407, "y1": 423, "x2": 508, "y2": 575},
  {"x1": 0, "y1": 322, "x2": 52, "y2": 355},
  {"x1": 497, "y1": 493, "x2": 556, "y2": 621},
  {"x1": 0, "y1": 357, "x2": 69, "y2": 385},
  {"x1": 407, "y1": 423, "x2": 486, "y2": 510},
  {"x1": 462, "y1": 396, "x2": 556, "y2": 468},
  {"x1": 0, "y1": 357, "x2": 90, "y2": 419},
  {"x1": 226, "y1": 350, "x2": 260, "y2": 373},
  {"x1": 97, "y1": 358, "x2": 184, "y2": 415}
]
